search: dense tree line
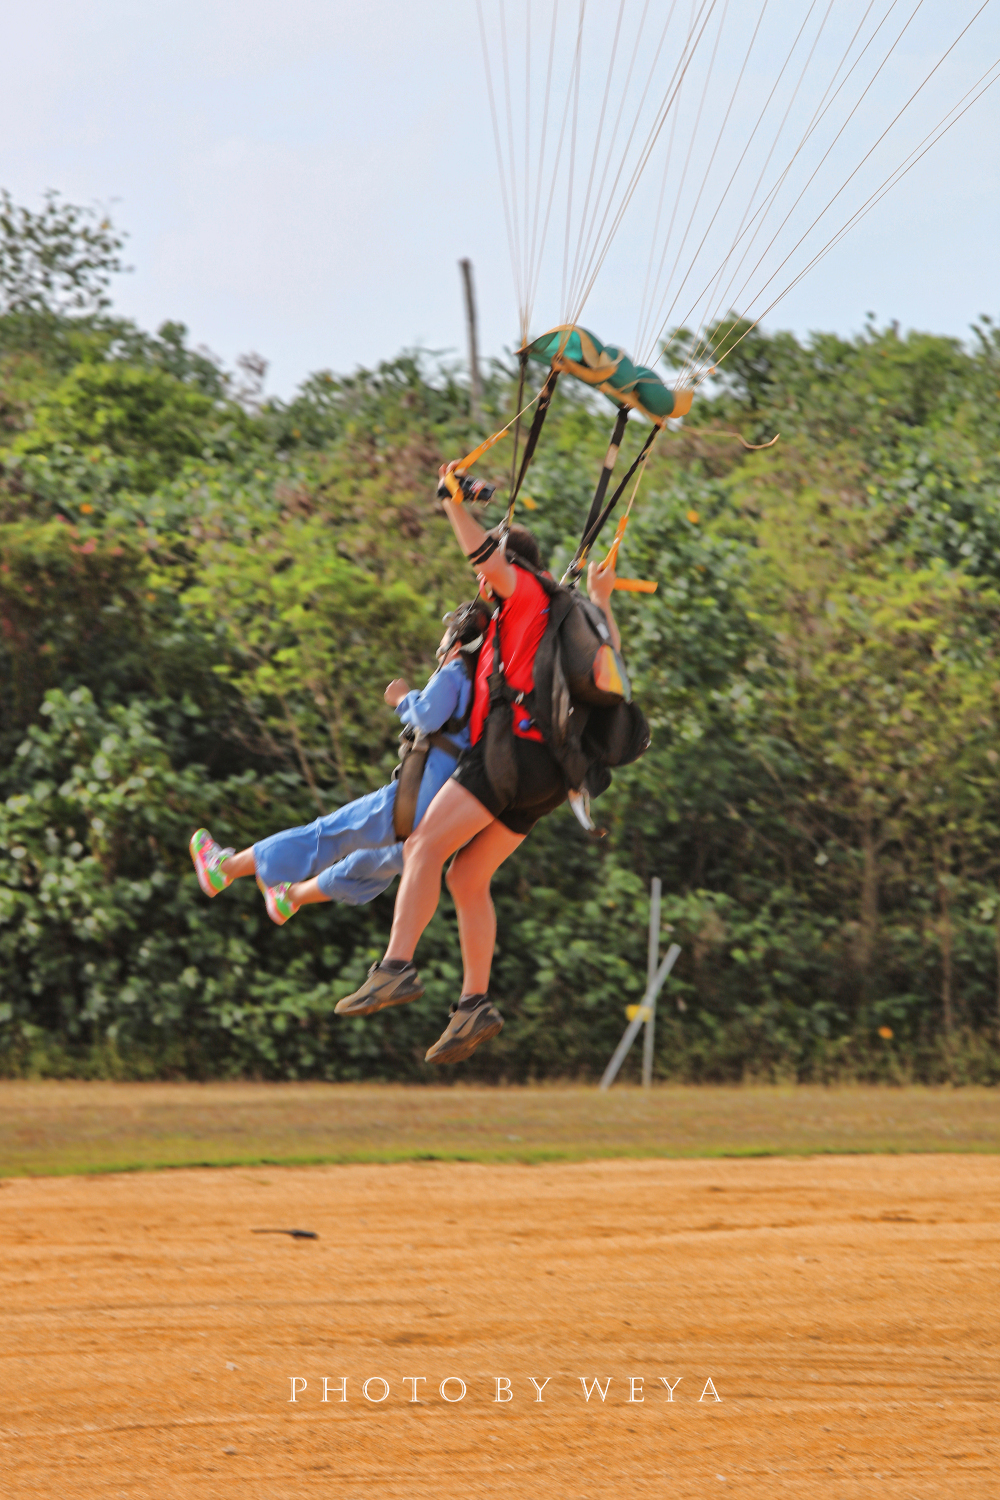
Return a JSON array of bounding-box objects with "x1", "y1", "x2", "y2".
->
[{"x1": 2, "y1": 194, "x2": 999, "y2": 1082}]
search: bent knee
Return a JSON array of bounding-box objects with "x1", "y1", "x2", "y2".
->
[
  {"x1": 446, "y1": 853, "x2": 490, "y2": 903},
  {"x1": 403, "y1": 820, "x2": 449, "y2": 866}
]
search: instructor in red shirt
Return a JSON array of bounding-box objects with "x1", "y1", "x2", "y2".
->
[{"x1": 336, "y1": 461, "x2": 620, "y2": 1063}]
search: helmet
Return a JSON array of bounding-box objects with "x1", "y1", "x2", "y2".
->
[{"x1": 438, "y1": 598, "x2": 493, "y2": 660}]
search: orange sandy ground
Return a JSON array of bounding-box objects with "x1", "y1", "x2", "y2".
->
[{"x1": 2, "y1": 1155, "x2": 998, "y2": 1498}]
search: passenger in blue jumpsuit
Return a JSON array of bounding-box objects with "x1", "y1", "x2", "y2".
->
[{"x1": 188, "y1": 601, "x2": 489, "y2": 923}]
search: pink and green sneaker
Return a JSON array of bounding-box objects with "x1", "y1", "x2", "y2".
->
[
  {"x1": 256, "y1": 874, "x2": 298, "y2": 926},
  {"x1": 189, "y1": 828, "x2": 235, "y2": 897}
]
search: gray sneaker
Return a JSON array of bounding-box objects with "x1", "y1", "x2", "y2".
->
[
  {"x1": 424, "y1": 994, "x2": 503, "y2": 1065},
  {"x1": 334, "y1": 962, "x2": 424, "y2": 1017}
]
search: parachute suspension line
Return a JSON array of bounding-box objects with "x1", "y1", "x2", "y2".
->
[
  {"x1": 635, "y1": 0, "x2": 721, "y2": 363},
  {"x1": 657, "y1": 0, "x2": 948, "y2": 386},
  {"x1": 583, "y1": 407, "x2": 630, "y2": 544},
  {"x1": 477, "y1": 0, "x2": 523, "y2": 330},
  {"x1": 669, "y1": 0, "x2": 838, "y2": 381},
  {"x1": 635, "y1": 0, "x2": 733, "y2": 356},
  {"x1": 676, "y1": 0, "x2": 926, "y2": 381},
  {"x1": 658, "y1": 0, "x2": 876, "y2": 379},
  {"x1": 691, "y1": 0, "x2": 893, "y2": 354},
  {"x1": 564, "y1": 0, "x2": 628, "y2": 317},
  {"x1": 566, "y1": 421, "x2": 661, "y2": 581},
  {"x1": 653, "y1": 0, "x2": 880, "y2": 374},
  {"x1": 654, "y1": 0, "x2": 903, "y2": 378},
  {"x1": 653, "y1": 0, "x2": 830, "y2": 376},
  {"x1": 524, "y1": 0, "x2": 560, "y2": 331},
  {"x1": 566, "y1": 0, "x2": 659, "y2": 319},
  {"x1": 691, "y1": 48, "x2": 1000, "y2": 390},
  {"x1": 526, "y1": 1, "x2": 581, "y2": 333},
  {"x1": 685, "y1": 0, "x2": 934, "y2": 374},
  {"x1": 569, "y1": 0, "x2": 654, "y2": 316},
  {"x1": 504, "y1": 366, "x2": 561, "y2": 532},
  {"x1": 686, "y1": 0, "x2": 993, "y2": 390},
  {"x1": 568, "y1": 0, "x2": 685, "y2": 325},
  {"x1": 568, "y1": 0, "x2": 721, "y2": 329},
  {"x1": 498, "y1": 0, "x2": 527, "y2": 337},
  {"x1": 524, "y1": 0, "x2": 532, "y2": 292},
  {"x1": 677, "y1": 0, "x2": 844, "y2": 383},
  {"x1": 634, "y1": 6, "x2": 685, "y2": 356},
  {"x1": 507, "y1": 350, "x2": 529, "y2": 499},
  {"x1": 601, "y1": 447, "x2": 652, "y2": 572},
  {"x1": 560, "y1": 0, "x2": 587, "y2": 322},
  {"x1": 453, "y1": 379, "x2": 547, "y2": 483}
]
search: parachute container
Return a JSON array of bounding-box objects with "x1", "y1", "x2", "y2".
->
[{"x1": 523, "y1": 325, "x2": 693, "y2": 425}]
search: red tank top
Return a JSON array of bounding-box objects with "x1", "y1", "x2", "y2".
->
[{"x1": 469, "y1": 568, "x2": 551, "y2": 745}]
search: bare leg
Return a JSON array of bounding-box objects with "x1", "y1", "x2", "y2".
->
[
  {"x1": 446, "y1": 821, "x2": 525, "y2": 994},
  {"x1": 286, "y1": 876, "x2": 331, "y2": 907},
  {"x1": 225, "y1": 848, "x2": 256, "y2": 880},
  {"x1": 384, "y1": 781, "x2": 495, "y2": 963}
]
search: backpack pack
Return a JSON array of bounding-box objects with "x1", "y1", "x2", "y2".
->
[{"x1": 482, "y1": 560, "x2": 650, "y2": 810}]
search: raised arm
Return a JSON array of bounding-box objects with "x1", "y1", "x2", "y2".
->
[
  {"x1": 586, "y1": 557, "x2": 622, "y2": 653},
  {"x1": 438, "y1": 464, "x2": 518, "y2": 600}
]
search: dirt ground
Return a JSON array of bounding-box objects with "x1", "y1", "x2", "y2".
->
[{"x1": 2, "y1": 1155, "x2": 997, "y2": 1498}]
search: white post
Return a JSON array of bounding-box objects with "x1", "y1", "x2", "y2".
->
[
  {"x1": 599, "y1": 944, "x2": 681, "y2": 1091},
  {"x1": 642, "y1": 877, "x2": 661, "y2": 1088}
]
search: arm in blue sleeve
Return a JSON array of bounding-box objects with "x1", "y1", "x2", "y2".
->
[{"x1": 396, "y1": 661, "x2": 465, "y2": 735}]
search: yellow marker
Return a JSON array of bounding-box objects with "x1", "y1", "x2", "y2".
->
[{"x1": 625, "y1": 1004, "x2": 654, "y2": 1023}]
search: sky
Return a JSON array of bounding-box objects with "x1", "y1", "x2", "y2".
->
[{"x1": 2, "y1": 0, "x2": 998, "y2": 397}]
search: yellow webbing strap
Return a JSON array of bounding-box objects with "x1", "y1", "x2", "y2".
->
[
  {"x1": 441, "y1": 386, "x2": 547, "y2": 504},
  {"x1": 591, "y1": 426, "x2": 662, "y2": 595}
]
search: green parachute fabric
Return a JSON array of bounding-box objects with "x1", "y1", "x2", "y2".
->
[{"x1": 523, "y1": 325, "x2": 692, "y2": 425}]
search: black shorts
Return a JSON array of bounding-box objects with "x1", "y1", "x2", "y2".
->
[{"x1": 452, "y1": 735, "x2": 567, "y2": 836}]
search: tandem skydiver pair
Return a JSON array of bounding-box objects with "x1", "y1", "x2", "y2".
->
[
  {"x1": 330, "y1": 458, "x2": 649, "y2": 1064},
  {"x1": 189, "y1": 317, "x2": 677, "y2": 1064},
  {"x1": 190, "y1": 452, "x2": 649, "y2": 1064}
]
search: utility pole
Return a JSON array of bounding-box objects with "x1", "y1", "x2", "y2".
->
[{"x1": 459, "y1": 258, "x2": 482, "y2": 424}]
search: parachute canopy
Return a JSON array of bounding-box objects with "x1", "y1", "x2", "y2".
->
[{"x1": 523, "y1": 325, "x2": 693, "y2": 426}]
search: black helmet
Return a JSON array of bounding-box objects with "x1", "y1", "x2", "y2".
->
[{"x1": 438, "y1": 598, "x2": 493, "y2": 660}]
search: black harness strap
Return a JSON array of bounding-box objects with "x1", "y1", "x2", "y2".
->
[
  {"x1": 479, "y1": 602, "x2": 521, "y2": 805},
  {"x1": 426, "y1": 730, "x2": 464, "y2": 758},
  {"x1": 505, "y1": 366, "x2": 560, "y2": 523},
  {"x1": 582, "y1": 407, "x2": 629, "y2": 542},
  {"x1": 393, "y1": 658, "x2": 476, "y2": 838},
  {"x1": 392, "y1": 735, "x2": 431, "y2": 839},
  {"x1": 573, "y1": 423, "x2": 659, "y2": 566},
  {"x1": 508, "y1": 350, "x2": 528, "y2": 497}
]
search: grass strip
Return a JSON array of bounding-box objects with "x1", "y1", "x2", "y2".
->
[{"x1": 2, "y1": 1080, "x2": 998, "y2": 1177}]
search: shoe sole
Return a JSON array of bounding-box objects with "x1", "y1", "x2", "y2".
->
[
  {"x1": 190, "y1": 832, "x2": 223, "y2": 898},
  {"x1": 256, "y1": 874, "x2": 294, "y2": 926},
  {"x1": 334, "y1": 985, "x2": 424, "y2": 1018},
  {"x1": 426, "y1": 1014, "x2": 503, "y2": 1065}
]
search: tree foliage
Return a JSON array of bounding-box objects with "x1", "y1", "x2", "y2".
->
[
  {"x1": 0, "y1": 189, "x2": 127, "y2": 318},
  {"x1": 1, "y1": 193, "x2": 999, "y2": 1081}
]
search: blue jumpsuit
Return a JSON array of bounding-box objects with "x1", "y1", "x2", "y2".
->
[{"x1": 253, "y1": 657, "x2": 472, "y2": 906}]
